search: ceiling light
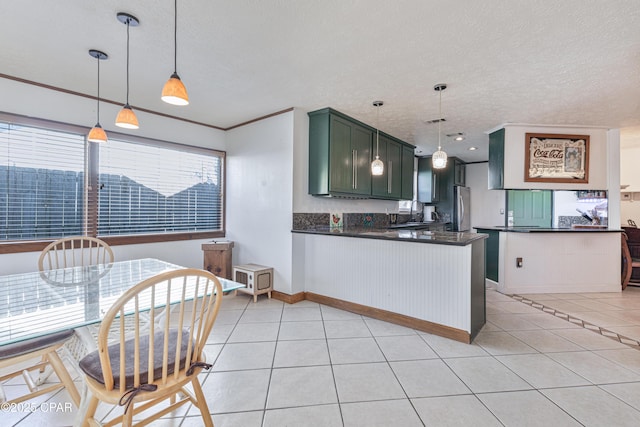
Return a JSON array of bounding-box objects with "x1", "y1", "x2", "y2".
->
[
  {"x1": 432, "y1": 84, "x2": 448, "y2": 169},
  {"x1": 446, "y1": 132, "x2": 465, "y2": 141},
  {"x1": 115, "y1": 13, "x2": 140, "y2": 129},
  {"x1": 469, "y1": 146, "x2": 477, "y2": 151},
  {"x1": 87, "y1": 49, "x2": 108, "y2": 143},
  {"x1": 162, "y1": 0, "x2": 189, "y2": 106},
  {"x1": 371, "y1": 101, "x2": 384, "y2": 176}
]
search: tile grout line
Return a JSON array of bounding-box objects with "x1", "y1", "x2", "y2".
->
[{"x1": 507, "y1": 294, "x2": 640, "y2": 350}]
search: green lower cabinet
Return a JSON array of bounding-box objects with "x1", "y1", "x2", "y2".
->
[{"x1": 484, "y1": 230, "x2": 499, "y2": 282}]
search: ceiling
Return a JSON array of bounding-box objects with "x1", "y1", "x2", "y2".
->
[{"x1": 2, "y1": 1, "x2": 640, "y2": 161}]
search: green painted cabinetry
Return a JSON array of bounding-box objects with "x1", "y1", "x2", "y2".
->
[
  {"x1": 308, "y1": 108, "x2": 414, "y2": 200},
  {"x1": 371, "y1": 135, "x2": 402, "y2": 199},
  {"x1": 309, "y1": 109, "x2": 372, "y2": 197},
  {"x1": 417, "y1": 157, "x2": 439, "y2": 203},
  {"x1": 488, "y1": 128, "x2": 505, "y2": 190},
  {"x1": 401, "y1": 145, "x2": 415, "y2": 200}
]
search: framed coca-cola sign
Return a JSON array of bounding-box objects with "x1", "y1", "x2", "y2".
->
[{"x1": 524, "y1": 133, "x2": 589, "y2": 183}]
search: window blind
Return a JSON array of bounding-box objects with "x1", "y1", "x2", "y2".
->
[
  {"x1": 97, "y1": 139, "x2": 223, "y2": 236},
  {"x1": 0, "y1": 122, "x2": 85, "y2": 240}
]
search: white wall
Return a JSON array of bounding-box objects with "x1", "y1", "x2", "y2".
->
[
  {"x1": 0, "y1": 78, "x2": 227, "y2": 275},
  {"x1": 466, "y1": 162, "x2": 505, "y2": 228},
  {"x1": 225, "y1": 111, "x2": 294, "y2": 294},
  {"x1": 501, "y1": 125, "x2": 609, "y2": 190}
]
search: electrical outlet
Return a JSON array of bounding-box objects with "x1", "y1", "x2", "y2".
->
[{"x1": 516, "y1": 257, "x2": 523, "y2": 268}]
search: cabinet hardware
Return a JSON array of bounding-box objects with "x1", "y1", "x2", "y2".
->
[{"x1": 388, "y1": 161, "x2": 393, "y2": 193}]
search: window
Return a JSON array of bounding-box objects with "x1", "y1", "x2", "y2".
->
[
  {"x1": 0, "y1": 114, "x2": 225, "y2": 251},
  {"x1": 98, "y1": 139, "x2": 223, "y2": 236}
]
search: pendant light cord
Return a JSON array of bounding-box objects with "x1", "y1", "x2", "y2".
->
[
  {"x1": 125, "y1": 20, "x2": 131, "y2": 104},
  {"x1": 376, "y1": 104, "x2": 380, "y2": 156},
  {"x1": 438, "y1": 89, "x2": 442, "y2": 151},
  {"x1": 96, "y1": 56, "x2": 101, "y2": 122},
  {"x1": 173, "y1": 0, "x2": 178, "y2": 73}
]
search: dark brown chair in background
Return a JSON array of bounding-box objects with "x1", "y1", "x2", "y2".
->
[{"x1": 622, "y1": 232, "x2": 640, "y2": 289}]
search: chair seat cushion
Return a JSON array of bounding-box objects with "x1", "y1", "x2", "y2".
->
[
  {"x1": 0, "y1": 329, "x2": 74, "y2": 360},
  {"x1": 79, "y1": 328, "x2": 192, "y2": 389}
]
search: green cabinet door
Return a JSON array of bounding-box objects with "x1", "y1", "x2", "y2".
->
[
  {"x1": 371, "y1": 136, "x2": 401, "y2": 199},
  {"x1": 417, "y1": 157, "x2": 438, "y2": 203},
  {"x1": 328, "y1": 115, "x2": 355, "y2": 193},
  {"x1": 508, "y1": 190, "x2": 552, "y2": 227},
  {"x1": 454, "y1": 158, "x2": 466, "y2": 186},
  {"x1": 351, "y1": 123, "x2": 372, "y2": 195},
  {"x1": 401, "y1": 145, "x2": 415, "y2": 200},
  {"x1": 488, "y1": 129, "x2": 505, "y2": 190}
]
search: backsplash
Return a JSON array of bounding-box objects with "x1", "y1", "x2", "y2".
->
[
  {"x1": 293, "y1": 213, "x2": 417, "y2": 229},
  {"x1": 557, "y1": 215, "x2": 608, "y2": 228}
]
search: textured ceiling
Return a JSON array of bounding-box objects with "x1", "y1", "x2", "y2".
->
[{"x1": 1, "y1": 0, "x2": 639, "y2": 161}]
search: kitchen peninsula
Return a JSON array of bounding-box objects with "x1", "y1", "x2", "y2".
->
[
  {"x1": 291, "y1": 227, "x2": 487, "y2": 343},
  {"x1": 476, "y1": 226, "x2": 620, "y2": 295}
]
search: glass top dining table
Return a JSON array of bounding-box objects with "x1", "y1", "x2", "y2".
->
[{"x1": 0, "y1": 258, "x2": 245, "y2": 346}]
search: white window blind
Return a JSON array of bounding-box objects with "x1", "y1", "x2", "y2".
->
[
  {"x1": 0, "y1": 122, "x2": 85, "y2": 240},
  {"x1": 97, "y1": 139, "x2": 223, "y2": 236}
]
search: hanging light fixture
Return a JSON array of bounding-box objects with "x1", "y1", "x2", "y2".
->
[
  {"x1": 161, "y1": 0, "x2": 189, "y2": 106},
  {"x1": 87, "y1": 49, "x2": 108, "y2": 143},
  {"x1": 371, "y1": 101, "x2": 384, "y2": 176},
  {"x1": 432, "y1": 83, "x2": 448, "y2": 169},
  {"x1": 115, "y1": 13, "x2": 140, "y2": 129}
]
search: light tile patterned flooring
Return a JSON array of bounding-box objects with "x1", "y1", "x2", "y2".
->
[{"x1": 4, "y1": 287, "x2": 640, "y2": 426}]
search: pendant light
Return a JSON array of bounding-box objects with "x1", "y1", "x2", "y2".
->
[
  {"x1": 432, "y1": 83, "x2": 448, "y2": 169},
  {"x1": 115, "y1": 13, "x2": 140, "y2": 129},
  {"x1": 371, "y1": 101, "x2": 384, "y2": 176},
  {"x1": 161, "y1": 0, "x2": 189, "y2": 106},
  {"x1": 87, "y1": 49, "x2": 108, "y2": 143}
]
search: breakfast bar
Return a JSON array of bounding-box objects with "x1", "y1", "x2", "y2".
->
[{"x1": 292, "y1": 228, "x2": 487, "y2": 343}]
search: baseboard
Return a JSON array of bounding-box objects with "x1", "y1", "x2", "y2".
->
[
  {"x1": 305, "y1": 292, "x2": 470, "y2": 344},
  {"x1": 271, "y1": 290, "x2": 306, "y2": 304}
]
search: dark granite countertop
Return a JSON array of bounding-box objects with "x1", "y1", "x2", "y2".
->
[
  {"x1": 291, "y1": 227, "x2": 487, "y2": 246},
  {"x1": 474, "y1": 226, "x2": 621, "y2": 233}
]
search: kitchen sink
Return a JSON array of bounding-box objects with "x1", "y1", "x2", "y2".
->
[{"x1": 388, "y1": 222, "x2": 434, "y2": 229}]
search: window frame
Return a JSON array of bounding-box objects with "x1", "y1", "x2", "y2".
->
[{"x1": 0, "y1": 112, "x2": 226, "y2": 254}]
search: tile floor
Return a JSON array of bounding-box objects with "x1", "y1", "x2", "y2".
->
[{"x1": 3, "y1": 286, "x2": 640, "y2": 426}]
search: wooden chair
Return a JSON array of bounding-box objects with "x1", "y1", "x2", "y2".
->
[
  {"x1": 77, "y1": 268, "x2": 223, "y2": 427},
  {"x1": 38, "y1": 236, "x2": 114, "y2": 271},
  {"x1": 0, "y1": 330, "x2": 81, "y2": 406},
  {"x1": 621, "y1": 232, "x2": 640, "y2": 290}
]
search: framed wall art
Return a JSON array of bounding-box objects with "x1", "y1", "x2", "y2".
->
[{"x1": 524, "y1": 133, "x2": 589, "y2": 183}]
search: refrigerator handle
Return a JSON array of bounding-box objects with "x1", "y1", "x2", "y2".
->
[{"x1": 459, "y1": 191, "x2": 464, "y2": 227}]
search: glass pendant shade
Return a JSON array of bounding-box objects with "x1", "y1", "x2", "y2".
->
[
  {"x1": 371, "y1": 156, "x2": 384, "y2": 175},
  {"x1": 161, "y1": 72, "x2": 189, "y2": 105},
  {"x1": 88, "y1": 123, "x2": 108, "y2": 143},
  {"x1": 115, "y1": 104, "x2": 139, "y2": 129},
  {"x1": 432, "y1": 149, "x2": 448, "y2": 169}
]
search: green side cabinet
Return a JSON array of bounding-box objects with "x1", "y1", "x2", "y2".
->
[
  {"x1": 417, "y1": 157, "x2": 439, "y2": 203},
  {"x1": 308, "y1": 108, "x2": 414, "y2": 200},
  {"x1": 488, "y1": 128, "x2": 505, "y2": 190}
]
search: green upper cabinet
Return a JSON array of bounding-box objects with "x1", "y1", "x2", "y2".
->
[
  {"x1": 488, "y1": 128, "x2": 505, "y2": 190},
  {"x1": 401, "y1": 145, "x2": 415, "y2": 200},
  {"x1": 308, "y1": 108, "x2": 414, "y2": 199},
  {"x1": 309, "y1": 109, "x2": 372, "y2": 197},
  {"x1": 417, "y1": 157, "x2": 439, "y2": 203},
  {"x1": 371, "y1": 135, "x2": 402, "y2": 199}
]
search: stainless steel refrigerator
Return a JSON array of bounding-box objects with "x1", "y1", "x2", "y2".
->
[{"x1": 454, "y1": 186, "x2": 471, "y2": 231}]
